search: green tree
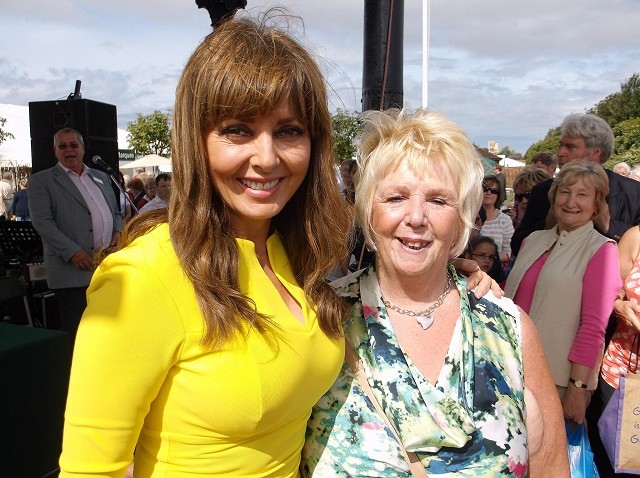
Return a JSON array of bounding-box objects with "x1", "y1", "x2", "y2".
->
[
  {"x1": 126, "y1": 110, "x2": 171, "y2": 157},
  {"x1": 524, "y1": 127, "x2": 561, "y2": 163},
  {"x1": 0, "y1": 116, "x2": 15, "y2": 147},
  {"x1": 604, "y1": 117, "x2": 640, "y2": 169},
  {"x1": 498, "y1": 146, "x2": 516, "y2": 157},
  {"x1": 331, "y1": 109, "x2": 360, "y2": 163},
  {"x1": 588, "y1": 74, "x2": 640, "y2": 126}
]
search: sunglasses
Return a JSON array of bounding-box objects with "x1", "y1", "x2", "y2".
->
[
  {"x1": 56, "y1": 142, "x2": 81, "y2": 150},
  {"x1": 514, "y1": 191, "x2": 532, "y2": 202},
  {"x1": 482, "y1": 187, "x2": 499, "y2": 195}
]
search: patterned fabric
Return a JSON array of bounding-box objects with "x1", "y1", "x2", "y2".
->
[
  {"x1": 602, "y1": 247, "x2": 640, "y2": 389},
  {"x1": 302, "y1": 265, "x2": 528, "y2": 477}
]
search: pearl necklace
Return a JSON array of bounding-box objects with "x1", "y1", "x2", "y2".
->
[{"x1": 380, "y1": 273, "x2": 452, "y2": 330}]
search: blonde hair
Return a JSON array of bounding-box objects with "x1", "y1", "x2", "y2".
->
[
  {"x1": 512, "y1": 166, "x2": 552, "y2": 193},
  {"x1": 355, "y1": 108, "x2": 484, "y2": 258},
  {"x1": 549, "y1": 160, "x2": 609, "y2": 226}
]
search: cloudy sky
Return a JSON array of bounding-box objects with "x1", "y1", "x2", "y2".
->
[{"x1": 1, "y1": 0, "x2": 640, "y2": 165}]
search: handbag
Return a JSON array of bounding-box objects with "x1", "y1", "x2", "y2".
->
[
  {"x1": 566, "y1": 420, "x2": 600, "y2": 478},
  {"x1": 598, "y1": 373, "x2": 640, "y2": 474},
  {"x1": 344, "y1": 342, "x2": 429, "y2": 478}
]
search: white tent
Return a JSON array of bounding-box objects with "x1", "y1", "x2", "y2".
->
[
  {"x1": 499, "y1": 157, "x2": 526, "y2": 167},
  {"x1": 120, "y1": 154, "x2": 170, "y2": 170}
]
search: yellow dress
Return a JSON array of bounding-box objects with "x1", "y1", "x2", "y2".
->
[{"x1": 59, "y1": 223, "x2": 344, "y2": 477}]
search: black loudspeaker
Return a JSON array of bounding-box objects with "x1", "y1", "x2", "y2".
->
[{"x1": 29, "y1": 99, "x2": 119, "y2": 175}]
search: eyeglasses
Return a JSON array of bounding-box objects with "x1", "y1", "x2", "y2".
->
[
  {"x1": 56, "y1": 142, "x2": 81, "y2": 150},
  {"x1": 514, "y1": 191, "x2": 532, "y2": 202},
  {"x1": 482, "y1": 187, "x2": 499, "y2": 195},
  {"x1": 471, "y1": 253, "x2": 495, "y2": 261}
]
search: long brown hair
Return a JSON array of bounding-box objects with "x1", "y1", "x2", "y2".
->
[{"x1": 126, "y1": 12, "x2": 352, "y2": 348}]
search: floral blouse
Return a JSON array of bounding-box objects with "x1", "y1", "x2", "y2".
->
[{"x1": 302, "y1": 266, "x2": 528, "y2": 477}]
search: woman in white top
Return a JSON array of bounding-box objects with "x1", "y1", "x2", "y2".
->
[{"x1": 480, "y1": 174, "x2": 514, "y2": 264}]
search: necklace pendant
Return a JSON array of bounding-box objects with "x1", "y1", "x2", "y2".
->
[{"x1": 416, "y1": 315, "x2": 434, "y2": 330}]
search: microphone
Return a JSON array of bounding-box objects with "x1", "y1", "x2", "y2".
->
[{"x1": 91, "y1": 155, "x2": 114, "y2": 174}]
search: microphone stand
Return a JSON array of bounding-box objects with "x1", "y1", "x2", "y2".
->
[{"x1": 103, "y1": 169, "x2": 139, "y2": 214}]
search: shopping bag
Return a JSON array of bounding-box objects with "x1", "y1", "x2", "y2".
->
[
  {"x1": 566, "y1": 420, "x2": 600, "y2": 478},
  {"x1": 598, "y1": 374, "x2": 640, "y2": 474}
]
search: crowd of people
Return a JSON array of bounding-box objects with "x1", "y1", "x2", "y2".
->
[
  {"x1": 1, "y1": 7, "x2": 638, "y2": 478},
  {"x1": 472, "y1": 113, "x2": 640, "y2": 477}
]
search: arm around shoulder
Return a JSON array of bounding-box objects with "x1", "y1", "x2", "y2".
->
[{"x1": 519, "y1": 307, "x2": 570, "y2": 477}]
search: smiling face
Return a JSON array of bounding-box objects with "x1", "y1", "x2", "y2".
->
[
  {"x1": 371, "y1": 161, "x2": 459, "y2": 280},
  {"x1": 54, "y1": 130, "x2": 85, "y2": 175},
  {"x1": 553, "y1": 178, "x2": 597, "y2": 231},
  {"x1": 204, "y1": 102, "x2": 311, "y2": 239}
]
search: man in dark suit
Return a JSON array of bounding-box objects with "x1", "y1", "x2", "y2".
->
[
  {"x1": 29, "y1": 128, "x2": 123, "y2": 348},
  {"x1": 511, "y1": 113, "x2": 640, "y2": 256}
]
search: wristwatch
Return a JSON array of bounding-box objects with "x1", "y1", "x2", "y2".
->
[{"x1": 569, "y1": 377, "x2": 587, "y2": 389}]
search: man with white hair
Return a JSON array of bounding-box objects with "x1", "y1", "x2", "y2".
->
[
  {"x1": 29, "y1": 128, "x2": 123, "y2": 349},
  {"x1": 512, "y1": 113, "x2": 640, "y2": 255},
  {"x1": 613, "y1": 161, "x2": 631, "y2": 177}
]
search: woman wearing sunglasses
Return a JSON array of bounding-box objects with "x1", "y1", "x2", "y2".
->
[{"x1": 480, "y1": 175, "x2": 514, "y2": 264}]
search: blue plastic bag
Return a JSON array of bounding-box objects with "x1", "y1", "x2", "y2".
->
[{"x1": 566, "y1": 420, "x2": 600, "y2": 478}]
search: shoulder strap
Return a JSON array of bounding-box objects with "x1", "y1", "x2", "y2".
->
[{"x1": 344, "y1": 342, "x2": 429, "y2": 478}]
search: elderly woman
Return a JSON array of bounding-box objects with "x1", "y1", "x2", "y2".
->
[
  {"x1": 505, "y1": 160, "x2": 621, "y2": 425},
  {"x1": 303, "y1": 108, "x2": 568, "y2": 477}
]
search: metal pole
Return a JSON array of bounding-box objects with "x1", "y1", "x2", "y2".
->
[
  {"x1": 361, "y1": 0, "x2": 404, "y2": 111},
  {"x1": 422, "y1": 0, "x2": 430, "y2": 108}
]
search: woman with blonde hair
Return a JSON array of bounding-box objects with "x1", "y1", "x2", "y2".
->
[{"x1": 303, "y1": 108, "x2": 568, "y2": 476}]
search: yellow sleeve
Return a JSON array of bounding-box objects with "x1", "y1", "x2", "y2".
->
[{"x1": 59, "y1": 240, "x2": 190, "y2": 477}]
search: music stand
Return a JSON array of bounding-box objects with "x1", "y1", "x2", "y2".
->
[
  {"x1": 0, "y1": 222, "x2": 53, "y2": 328},
  {"x1": 0, "y1": 222, "x2": 43, "y2": 265}
]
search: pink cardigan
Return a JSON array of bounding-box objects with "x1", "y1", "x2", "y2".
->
[{"x1": 513, "y1": 242, "x2": 620, "y2": 367}]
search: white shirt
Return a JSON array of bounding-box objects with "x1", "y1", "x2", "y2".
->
[
  {"x1": 139, "y1": 195, "x2": 167, "y2": 213},
  {"x1": 57, "y1": 163, "x2": 113, "y2": 250}
]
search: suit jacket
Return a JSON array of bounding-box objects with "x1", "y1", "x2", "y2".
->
[
  {"x1": 511, "y1": 168, "x2": 640, "y2": 256},
  {"x1": 28, "y1": 164, "x2": 123, "y2": 289}
]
